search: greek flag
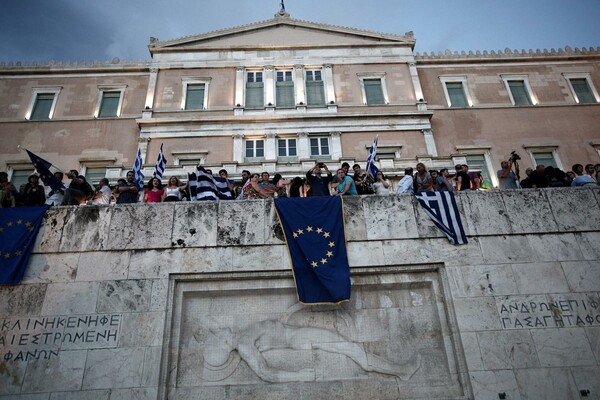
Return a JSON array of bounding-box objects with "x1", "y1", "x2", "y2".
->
[
  {"x1": 132, "y1": 147, "x2": 145, "y2": 190},
  {"x1": 415, "y1": 191, "x2": 468, "y2": 245},
  {"x1": 153, "y1": 143, "x2": 167, "y2": 180},
  {"x1": 188, "y1": 167, "x2": 233, "y2": 201},
  {"x1": 365, "y1": 135, "x2": 379, "y2": 178}
]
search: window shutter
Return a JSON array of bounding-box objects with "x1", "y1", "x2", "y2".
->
[
  {"x1": 571, "y1": 79, "x2": 596, "y2": 104},
  {"x1": 185, "y1": 84, "x2": 205, "y2": 110},
  {"x1": 508, "y1": 81, "x2": 532, "y2": 105},
  {"x1": 306, "y1": 81, "x2": 325, "y2": 106},
  {"x1": 364, "y1": 79, "x2": 385, "y2": 105},
  {"x1": 446, "y1": 82, "x2": 468, "y2": 108},
  {"x1": 30, "y1": 94, "x2": 55, "y2": 120},
  {"x1": 99, "y1": 92, "x2": 121, "y2": 117},
  {"x1": 276, "y1": 81, "x2": 295, "y2": 107},
  {"x1": 246, "y1": 83, "x2": 264, "y2": 109}
]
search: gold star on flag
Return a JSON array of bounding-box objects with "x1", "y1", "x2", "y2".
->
[
  {"x1": 7, "y1": 221, "x2": 13, "y2": 227},
  {"x1": 293, "y1": 232, "x2": 298, "y2": 238},
  {"x1": 15, "y1": 250, "x2": 21, "y2": 256},
  {"x1": 321, "y1": 258, "x2": 327, "y2": 265},
  {"x1": 311, "y1": 261, "x2": 318, "y2": 268},
  {"x1": 323, "y1": 232, "x2": 330, "y2": 238},
  {"x1": 306, "y1": 226, "x2": 313, "y2": 232},
  {"x1": 4, "y1": 253, "x2": 10, "y2": 259},
  {"x1": 17, "y1": 219, "x2": 23, "y2": 225},
  {"x1": 326, "y1": 251, "x2": 333, "y2": 257},
  {"x1": 25, "y1": 221, "x2": 32, "y2": 227},
  {"x1": 297, "y1": 229, "x2": 304, "y2": 235},
  {"x1": 0, "y1": 227, "x2": 4, "y2": 232},
  {"x1": 316, "y1": 228, "x2": 323, "y2": 234},
  {"x1": 29, "y1": 227, "x2": 35, "y2": 232},
  {"x1": 328, "y1": 241, "x2": 335, "y2": 248}
]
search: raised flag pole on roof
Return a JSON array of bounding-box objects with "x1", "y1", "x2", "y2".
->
[
  {"x1": 153, "y1": 143, "x2": 167, "y2": 180},
  {"x1": 18, "y1": 145, "x2": 65, "y2": 191},
  {"x1": 365, "y1": 135, "x2": 379, "y2": 178}
]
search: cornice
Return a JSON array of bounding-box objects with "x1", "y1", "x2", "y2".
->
[
  {"x1": 0, "y1": 58, "x2": 150, "y2": 75},
  {"x1": 415, "y1": 46, "x2": 600, "y2": 64}
]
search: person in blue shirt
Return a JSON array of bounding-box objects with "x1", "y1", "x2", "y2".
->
[{"x1": 334, "y1": 169, "x2": 357, "y2": 196}]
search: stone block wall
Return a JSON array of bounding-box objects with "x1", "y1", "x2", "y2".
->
[{"x1": 1, "y1": 188, "x2": 599, "y2": 399}]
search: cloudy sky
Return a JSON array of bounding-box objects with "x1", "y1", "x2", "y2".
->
[{"x1": 1, "y1": 0, "x2": 599, "y2": 63}]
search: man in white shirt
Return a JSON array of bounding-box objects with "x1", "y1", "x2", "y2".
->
[
  {"x1": 91, "y1": 178, "x2": 112, "y2": 205},
  {"x1": 45, "y1": 171, "x2": 65, "y2": 206},
  {"x1": 396, "y1": 167, "x2": 414, "y2": 194}
]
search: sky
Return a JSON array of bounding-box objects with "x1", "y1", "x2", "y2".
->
[{"x1": 1, "y1": 0, "x2": 599, "y2": 63}]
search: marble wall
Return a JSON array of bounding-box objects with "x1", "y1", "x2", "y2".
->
[{"x1": 1, "y1": 188, "x2": 599, "y2": 400}]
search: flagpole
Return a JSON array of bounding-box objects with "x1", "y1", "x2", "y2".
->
[{"x1": 17, "y1": 145, "x2": 65, "y2": 173}]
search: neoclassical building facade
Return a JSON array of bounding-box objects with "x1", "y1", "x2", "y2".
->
[{"x1": 1, "y1": 10, "x2": 599, "y2": 188}]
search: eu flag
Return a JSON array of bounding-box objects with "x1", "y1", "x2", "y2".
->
[
  {"x1": 0, "y1": 206, "x2": 48, "y2": 284},
  {"x1": 274, "y1": 196, "x2": 351, "y2": 305},
  {"x1": 25, "y1": 149, "x2": 65, "y2": 191}
]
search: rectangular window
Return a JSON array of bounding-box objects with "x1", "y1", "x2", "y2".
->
[
  {"x1": 246, "y1": 72, "x2": 264, "y2": 109},
  {"x1": 245, "y1": 140, "x2": 265, "y2": 159},
  {"x1": 278, "y1": 139, "x2": 297, "y2": 157},
  {"x1": 445, "y1": 82, "x2": 468, "y2": 108},
  {"x1": 465, "y1": 155, "x2": 491, "y2": 182},
  {"x1": 507, "y1": 80, "x2": 533, "y2": 106},
  {"x1": 363, "y1": 79, "x2": 385, "y2": 105},
  {"x1": 98, "y1": 91, "x2": 121, "y2": 118},
  {"x1": 310, "y1": 137, "x2": 330, "y2": 157},
  {"x1": 84, "y1": 167, "x2": 107, "y2": 184},
  {"x1": 30, "y1": 93, "x2": 55, "y2": 120},
  {"x1": 532, "y1": 152, "x2": 557, "y2": 168},
  {"x1": 306, "y1": 70, "x2": 325, "y2": 106},
  {"x1": 185, "y1": 84, "x2": 206, "y2": 110},
  {"x1": 276, "y1": 71, "x2": 294, "y2": 107},
  {"x1": 569, "y1": 78, "x2": 596, "y2": 104},
  {"x1": 10, "y1": 169, "x2": 34, "y2": 188}
]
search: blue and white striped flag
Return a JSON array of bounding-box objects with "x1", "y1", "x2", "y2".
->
[
  {"x1": 415, "y1": 191, "x2": 468, "y2": 245},
  {"x1": 132, "y1": 147, "x2": 145, "y2": 190},
  {"x1": 188, "y1": 167, "x2": 233, "y2": 201},
  {"x1": 153, "y1": 143, "x2": 167, "y2": 179},
  {"x1": 366, "y1": 135, "x2": 379, "y2": 178}
]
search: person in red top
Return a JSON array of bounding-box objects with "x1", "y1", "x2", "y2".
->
[{"x1": 144, "y1": 177, "x2": 165, "y2": 203}]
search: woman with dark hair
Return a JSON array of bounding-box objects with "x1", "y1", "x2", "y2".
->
[
  {"x1": 164, "y1": 176, "x2": 185, "y2": 202},
  {"x1": 243, "y1": 173, "x2": 270, "y2": 199},
  {"x1": 373, "y1": 171, "x2": 391, "y2": 195},
  {"x1": 288, "y1": 177, "x2": 306, "y2": 198},
  {"x1": 144, "y1": 177, "x2": 164, "y2": 203},
  {"x1": 272, "y1": 173, "x2": 291, "y2": 198}
]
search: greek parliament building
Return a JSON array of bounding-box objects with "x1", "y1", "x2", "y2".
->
[
  {"x1": 1, "y1": 9, "x2": 600, "y2": 186},
  {"x1": 2, "y1": 9, "x2": 600, "y2": 400}
]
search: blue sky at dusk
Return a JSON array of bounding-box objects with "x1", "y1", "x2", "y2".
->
[{"x1": 1, "y1": 0, "x2": 599, "y2": 63}]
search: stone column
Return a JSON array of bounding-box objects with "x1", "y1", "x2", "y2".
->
[
  {"x1": 422, "y1": 129, "x2": 438, "y2": 157},
  {"x1": 143, "y1": 68, "x2": 159, "y2": 118},
  {"x1": 294, "y1": 64, "x2": 306, "y2": 106},
  {"x1": 264, "y1": 131, "x2": 277, "y2": 161},
  {"x1": 323, "y1": 64, "x2": 336, "y2": 105},
  {"x1": 233, "y1": 133, "x2": 244, "y2": 163},
  {"x1": 298, "y1": 132, "x2": 310, "y2": 159},
  {"x1": 264, "y1": 65, "x2": 275, "y2": 107},
  {"x1": 408, "y1": 62, "x2": 425, "y2": 105},
  {"x1": 330, "y1": 131, "x2": 342, "y2": 161},
  {"x1": 235, "y1": 67, "x2": 245, "y2": 107}
]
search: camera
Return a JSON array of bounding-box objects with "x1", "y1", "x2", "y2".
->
[
  {"x1": 509, "y1": 151, "x2": 521, "y2": 162},
  {"x1": 318, "y1": 163, "x2": 325, "y2": 168}
]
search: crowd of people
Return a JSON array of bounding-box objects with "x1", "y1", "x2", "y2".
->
[{"x1": 1, "y1": 159, "x2": 598, "y2": 208}]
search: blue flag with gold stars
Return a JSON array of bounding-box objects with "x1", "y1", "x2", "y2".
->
[
  {"x1": 25, "y1": 149, "x2": 65, "y2": 191},
  {"x1": 0, "y1": 206, "x2": 48, "y2": 284},
  {"x1": 274, "y1": 196, "x2": 350, "y2": 305}
]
